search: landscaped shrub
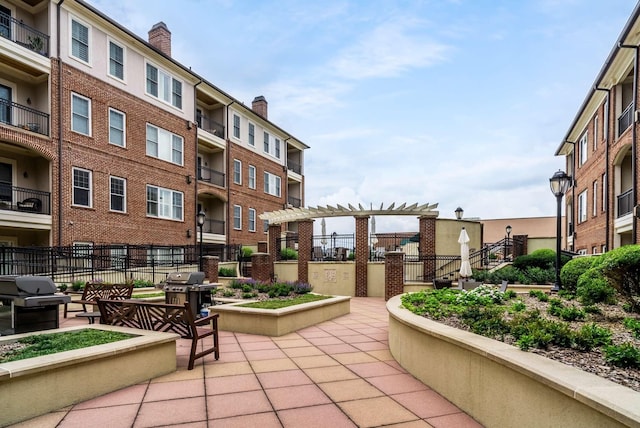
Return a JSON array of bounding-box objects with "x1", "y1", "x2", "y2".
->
[
  {"x1": 240, "y1": 247, "x2": 254, "y2": 259},
  {"x1": 132, "y1": 279, "x2": 154, "y2": 288},
  {"x1": 560, "y1": 256, "x2": 598, "y2": 294},
  {"x1": 71, "y1": 280, "x2": 84, "y2": 291},
  {"x1": 523, "y1": 266, "x2": 555, "y2": 285},
  {"x1": 576, "y1": 267, "x2": 616, "y2": 305},
  {"x1": 491, "y1": 265, "x2": 525, "y2": 284},
  {"x1": 513, "y1": 249, "x2": 570, "y2": 271},
  {"x1": 572, "y1": 323, "x2": 612, "y2": 351},
  {"x1": 599, "y1": 245, "x2": 640, "y2": 312},
  {"x1": 623, "y1": 317, "x2": 640, "y2": 339},
  {"x1": 604, "y1": 343, "x2": 640, "y2": 368},
  {"x1": 218, "y1": 267, "x2": 237, "y2": 277},
  {"x1": 280, "y1": 247, "x2": 298, "y2": 260}
]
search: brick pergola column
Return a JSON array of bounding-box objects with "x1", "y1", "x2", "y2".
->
[
  {"x1": 268, "y1": 223, "x2": 281, "y2": 260},
  {"x1": 355, "y1": 215, "x2": 369, "y2": 297},
  {"x1": 251, "y1": 253, "x2": 272, "y2": 282},
  {"x1": 297, "y1": 219, "x2": 314, "y2": 283},
  {"x1": 419, "y1": 216, "x2": 437, "y2": 281},
  {"x1": 202, "y1": 256, "x2": 219, "y2": 283},
  {"x1": 385, "y1": 251, "x2": 404, "y2": 300},
  {"x1": 257, "y1": 241, "x2": 268, "y2": 253}
]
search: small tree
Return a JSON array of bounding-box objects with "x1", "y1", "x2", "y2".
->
[
  {"x1": 560, "y1": 256, "x2": 598, "y2": 294},
  {"x1": 599, "y1": 245, "x2": 640, "y2": 312}
]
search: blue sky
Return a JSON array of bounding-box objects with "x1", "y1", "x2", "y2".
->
[{"x1": 89, "y1": 0, "x2": 636, "y2": 233}]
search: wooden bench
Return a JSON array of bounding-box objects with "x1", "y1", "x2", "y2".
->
[
  {"x1": 64, "y1": 282, "x2": 134, "y2": 320},
  {"x1": 97, "y1": 299, "x2": 219, "y2": 370}
]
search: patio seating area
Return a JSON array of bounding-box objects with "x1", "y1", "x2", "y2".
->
[{"x1": 11, "y1": 297, "x2": 482, "y2": 427}]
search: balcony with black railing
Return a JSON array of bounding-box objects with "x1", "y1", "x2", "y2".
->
[
  {"x1": 197, "y1": 166, "x2": 225, "y2": 187},
  {"x1": 0, "y1": 98, "x2": 49, "y2": 136},
  {"x1": 203, "y1": 219, "x2": 225, "y2": 235},
  {"x1": 287, "y1": 160, "x2": 301, "y2": 175},
  {"x1": 0, "y1": 12, "x2": 49, "y2": 57},
  {"x1": 288, "y1": 195, "x2": 301, "y2": 208},
  {"x1": 618, "y1": 103, "x2": 633, "y2": 137},
  {"x1": 0, "y1": 185, "x2": 51, "y2": 215},
  {"x1": 617, "y1": 188, "x2": 633, "y2": 218},
  {"x1": 196, "y1": 114, "x2": 225, "y2": 138}
]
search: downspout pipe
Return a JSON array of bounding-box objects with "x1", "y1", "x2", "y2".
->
[
  {"x1": 225, "y1": 101, "x2": 236, "y2": 245},
  {"x1": 563, "y1": 140, "x2": 576, "y2": 251},
  {"x1": 56, "y1": 0, "x2": 65, "y2": 246},
  {"x1": 193, "y1": 80, "x2": 202, "y2": 244},
  {"x1": 594, "y1": 86, "x2": 611, "y2": 250},
  {"x1": 618, "y1": 43, "x2": 638, "y2": 244}
]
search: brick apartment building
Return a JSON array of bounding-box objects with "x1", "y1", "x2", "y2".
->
[
  {"x1": 0, "y1": 0, "x2": 307, "y2": 253},
  {"x1": 555, "y1": 3, "x2": 640, "y2": 254}
]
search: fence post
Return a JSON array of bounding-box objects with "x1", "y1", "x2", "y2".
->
[{"x1": 385, "y1": 251, "x2": 404, "y2": 300}]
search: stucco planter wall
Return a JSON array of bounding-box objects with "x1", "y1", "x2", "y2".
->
[
  {"x1": 0, "y1": 325, "x2": 178, "y2": 426},
  {"x1": 387, "y1": 295, "x2": 640, "y2": 428},
  {"x1": 214, "y1": 295, "x2": 350, "y2": 336}
]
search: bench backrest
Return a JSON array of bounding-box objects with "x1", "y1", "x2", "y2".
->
[
  {"x1": 81, "y1": 282, "x2": 134, "y2": 303},
  {"x1": 97, "y1": 299, "x2": 196, "y2": 339}
]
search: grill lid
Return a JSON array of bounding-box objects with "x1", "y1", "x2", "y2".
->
[
  {"x1": 0, "y1": 275, "x2": 57, "y2": 296},
  {"x1": 165, "y1": 272, "x2": 205, "y2": 285}
]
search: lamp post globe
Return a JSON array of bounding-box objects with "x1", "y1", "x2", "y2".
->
[
  {"x1": 197, "y1": 211, "x2": 206, "y2": 272},
  {"x1": 549, "y1": 170, "x2": 571, "y2": 292},
  {"x1": 455, "y1": 207, "x2": 464, "y2": 220}
]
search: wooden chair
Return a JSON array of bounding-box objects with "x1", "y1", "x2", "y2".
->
[{"x1": 64, "y1": 282, "x2": 134, "y2": 320}]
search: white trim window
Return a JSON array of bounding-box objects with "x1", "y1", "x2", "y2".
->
[
  {"x1": 109, "y1": 108, "x2": 125, "y2": 147},
  {"x1": 248, "y1": 208, "x2": 256, "y2": 232},
  {"x1": 148, "y1": 247, "x2": 184, "y2": 265},
  {"x1": 593, "y1": 115, "x2": 598, "y2": 151},
  {"x1": 275, "y1": 138, "x2": 281, "y2": 159},
  {"x1": 233, "y1": 159, "x2": 242, "y2": 184},
  {"x1": 146, "y1": 124, "x2": 183, "y2": 165},
  {"x1": 578, "y1": 190, "x2": 587, "y2": 223},
  {"x1": 263, "y1": 132, "x2": 282, "y2": 159},
  {"x1": 146, "y1": 185, "x2": 183, "y2": 221},
  {"x1": 108, "y1": 39, "x2": 125, "y2": 80},
  {"x1": 70, "y1": 17, "x2": 90, "y2": 63},
  {"x1": 248, "y1": 122, "x2": 255, "y2": 146},
  {"x1": 263, "y1": 131, "x2": 269, "y2": 153},
  {"x1": 110, "y1": 246, "x2": 126, "y2": 269},
  {"x1": 110, "y1": 176, "x2": 126, "y2": 212},
  {"x1": 233, "y1": 205, "x2": 241, "y2": 230},
  {"x1": 248, "y1": 165, "x2": 256, "y2": 189},
  {"x1": 145, "y1": 62, "x2": 182, "y2": 109},
  {"x1": 72, "y1": 167, "x2": 92, "y2": 207},
  {"x1": 579, "y1": 132, "x2": 588, "y2": 166},
  {"x1": 233, "y1": 114, "x2": 240, "y2": 139},
  {"x1": 264, "y1": 172, "x2": 281, "y2": 197},
  {"x1": 592, "y1": 181, "x2": 597, "y2": 217},
  {"x1": 71, "y1": 93, "x2": 91, "y2": 135}
]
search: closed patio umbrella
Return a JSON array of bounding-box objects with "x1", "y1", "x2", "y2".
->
[
  {"x1": 458, "y1": 227, "x2": 472, "y2": 279},
  {"x1": 321, "y1": 218, "x2": 327, "y2": 246}
]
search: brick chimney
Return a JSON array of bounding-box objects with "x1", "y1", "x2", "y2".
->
[
  {"x1": 148, "y1": 22, "x2": 171, "y2": 57},
  {"x1": 252, "y1": 96, "x2": 268, "y2": 119}
]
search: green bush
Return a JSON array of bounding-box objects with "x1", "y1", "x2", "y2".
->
[
  {"x1": 523, "y1": 266, "x2": 555, "y2": 285},
  {"x1": 529, "y1": 290, "x2": 549, "y2": 302},
  {"x1": 71, "y1": 280, "x2": 84, "y2": 291},
  {"x1": 240, "y1": 247, "x2": 254, "y2": 259},
  {"x1": 513, "y1": 249, "x2": 570, "y2": 272},
  {"x1": 573, "y1": 323, "x2": 612, "y2": 351},
  {"x1": 132, "y1": 279, "x2": 154, "y2": 288},
  {"x1": 218, "y1": 267, "x2": 237, "y2": 277},
  {"x1": 599, "y1": 245, "x2": 640, "y2": 312},
  {"x1": 623, "y1": 317, "x2": 640, "y2": 339},
  {"x1": 560, "y1": 256, "x2": 597, "y2": 294},
  {"x1": 490, "y1": 265, "x2": 525, "y2": 284},
  {"x1": 280, "y1": 247, "x2": 298, "y2": 260},
  {"x1": 604, "y1": 343, "x2": 640, "y2": 368},
  {"x1": 576, "y1": 267, "x2": 616, "y2": 305}
]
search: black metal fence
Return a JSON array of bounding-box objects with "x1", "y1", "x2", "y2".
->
[
  {"x1": 0, "y1": 185, "x2": 51, "y2": 214},
  {"x1": 0, "y1": 243, "x2": 241, "y2": 285},
  {"x1": 0, "y1": 99, "x2": 50, "y2": 136}
]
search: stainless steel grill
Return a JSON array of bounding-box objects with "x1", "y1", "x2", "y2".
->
[
  {"x1": 163, "y1": 272, "x2": 216, "y2": 317},
  {"x1": 0, "y1": 275, "x2": 70, "y2": 335}
]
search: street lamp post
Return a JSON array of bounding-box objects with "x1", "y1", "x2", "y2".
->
[
  {"x1": 455, "y1": 207, "x2": 464, "y2": 220},
  {"x1": 549, "y1": 170, "x2": 572, "y2": 292},
  {"x1": 331, "y1": 232, "x2": 337, "y2": 259},
  {"x1": 197, "y1": 210, "x2": 205, "y2": 272},
  {"x1": 505, "y1": 225, "x2": 512, "y2": 261}
]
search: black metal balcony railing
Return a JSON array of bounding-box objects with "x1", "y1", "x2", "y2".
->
[
  {"x1": 288, "y1": 195, "x2": 301, "y2": 208},
  {"x1": 0, "y1": 184, "x2": 51, "y2": 215},
  {"x1": 197, "y1": 166, "x2": 225, "y2": 187},
  {"x1": 618, "y1": 103, "x2": 633, "y2": 137},
  {"x1": 0, "y1": 12, "x2": 49, "y2": 56},
  {"x1": 287, "y1": 160, "x2": 301, "y2": 174},
  {"x1": 617, "y1": 188, "x2": 633, "y2": 218},
  {"x1": 202, "y1": 219, "x2": 225, "y2": 235},
  {"x1": 0, "y1": 99, "x2": 50, "y2": 136},
  {"x1": 196, "y1": 114, "x2": 225, "y2": 138}
]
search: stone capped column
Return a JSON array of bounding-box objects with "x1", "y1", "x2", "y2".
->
[
  {"x1": 297, "y1": 219, "x2": 314, "y2": 283},
  {"x1": 419, "y1": 216, "x2": 437, "y2": 281},
  {"x1": 385, "y1": 251, "x2": 404, "y2": 300},
  {"x1": 202, "y1": 256, "x2": 219, "y2": 283},
  {"x1": 251, "y1": 252, "x2": 272, "y2": 282},
  {"x1": 268, "y1": 223, "x2": 282, "y2": 261},
  {"x1": 355, "y1": 215, "x2": 369, "y2": 297}
]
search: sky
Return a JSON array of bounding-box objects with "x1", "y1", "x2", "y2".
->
[{"x1": 88, "y1": 0, "x2": 637, "y2": 234}]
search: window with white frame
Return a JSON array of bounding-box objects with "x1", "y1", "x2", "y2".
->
[
  {"x1": 233, "y1": 114, "x2": 240, "y2": 139},
  {"x1": 579, "y1": 132, "x2": 588, "y2": 165},
  {"x1": 146, "y1": 185, "x2": 183, "y2": 220},
  {"x1": 602, "y1": 173, "x2": 607, "y2": 212},
  {"x1": 248, "y1": 123, "x2": 255, "y2": 146},
  {"x1": 145, "y1": 62, "x2": 182, "y2": 109},
  {"x1": 147, "y1": 247, "x2": 184, "y2": 265},
  {"x1": 578, "y1": 190, "x2": 587, "y2": 223},
  {"x1": 72, "y1": 167, "x2": 92, "y2": 207},
  {"x1": 263, "y1": 131, "x2": 269, "y2": 153},
  {"x1": 263, "y1": 132, "x2": 281, "y2": 159},
  {"x1": 593, "y1": 181, "x2": 597, "y2": 217},
  {"x1": 71, "y1": 18, "x2": 90, "y2": 63},
  {"x1": 233, "y1": 205, "x2": 241, "y2": 230},
  {"x1": 108, "y1": 40, "x2": 124, "y2": 80},
  {"x1": 592, "y1": 246, "x2": 598, "y2": 254},
  {"x1": 109, "y1": 108, "x2": 125, "y2": 147},
  {"x1": 71, "y1": 93, "x2": 91, "y2": 135},
  {"x1": 248, "y1": 165, "x2": 256, "y2": 189},
  {"x1": 275, "y1": 138, "x2": 281, "y2": 159},
  {"x1": 603, "y1": 100, "x2": 609, "y2": 141},
  {"x1": 602, "y1": 244, "x2": 607, "y2": 253},
  {"x1": 110, "y1": 176, "x2": 126, "y2": 212},
  {"x1": 248, "y1": 208, "x2": 256, "y2": 232},
  {"x1": 233, "y1": 159, "x2": 242, "y2": 184},
  {"x1": 593, "y1": 115, "x2": 598, "y2": 151},
  {"x1": 146, "y1": 124, "x2": 183, "y2": 165},
  {"x1": 264, "y1": 172, "x2": 281, "y2": 197}
]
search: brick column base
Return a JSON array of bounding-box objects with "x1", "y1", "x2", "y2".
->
[
  {"x1": 258, "y1": 241, "x2": 268, "y2": 253},
  {"x1": 202, "y1": 256, "x2": 219, "y2": 283},
  {"x1": 385, "y1": 251, "x2": 404, "y2": 300},
  {"x1": 355, "y1": 215, "x2": 369, "y2": 297},
  {"x1": 252, "y1": 252, "x2": 272, "y2": 282}
]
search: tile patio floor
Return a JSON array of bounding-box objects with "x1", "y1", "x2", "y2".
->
[{"x1": 10, "y1": 297, "x2": 483, "y2": 428}]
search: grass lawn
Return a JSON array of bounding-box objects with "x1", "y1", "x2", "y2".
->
[{"x1": 238, "y1": 294, "x2": 332, "y2": 309}]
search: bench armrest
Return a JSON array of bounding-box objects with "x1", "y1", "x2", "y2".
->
[{"x1": 195, "y1": 313, "x2": 219, "y2": 326}]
